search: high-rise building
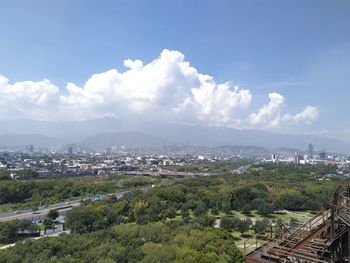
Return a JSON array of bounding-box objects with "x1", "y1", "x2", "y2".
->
[
  {"x1": 28, "y1": 145, "x2": 34, "y2": 153},
  {"x1": 294, "y1": 153, "x2": 303, "y2": 164},
  {"x1": 308, "y1": 143, "x2": 314, "y2": 160},
  {"x1": 319, "y1": 151, "x2": 326, "y2": 160},
  {"x1": 106, "y1": 147, "x2": 112, "y2": 155},
  {"x1": 68, "y1": 146, "x2": 73, "y2": 156},
  {"x1": 271, "y1": 153, "x2": 279, "y2": 163}
]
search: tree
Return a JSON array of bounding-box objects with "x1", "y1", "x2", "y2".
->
[
  {"x1": 193, "y1": 215, "x2": 215, "y2": 227},
  {"x1": 43, "y1": 218, "x2": 54, "y2": 232},
  {"x1": 181, "y1": 207, "x2": 190, "y2": 223},
  {"x1": 237, "y1": 219, "x2": 252, "y2": 236},
  {"x1": 133, "y1": 200, "x2": 148, "y2": 224},
  {"x1": 47, "y1": 209, "x2": 59, "y2": 221},
  {"x1": 211, "y1": 206, "x2": 219, "y2": 215},
  {"x1": 257, "y1": 201, "x2": 274, "y2": 216},
  {"x1": 142, "y1": 243, "x2": 176, "y2": 263},
  {"x1": 18, "y1": 221, "x2": 32, "y2": 233},
  {"x1": 0, "y1": 221, "x2": 19, "y2": 243},
  {"x1": 208, "y1": 194, "x2": 221, "y2": 210},
  {"x1": 242, "y1": 204, "x2": 252, "y2": 215},
  {"x1": 221, "y1": 201, "x2": 232, "y2": 214},
  {"x1": 193, "y1": 201, "x2": 207, "y2": 217},
  {"x1": 253, "y1": 219, "x2": 270, "y2": 235},
  {"x1": 65, "y1": 206, "x2": 96, "y2": 233},
  {"x1": 164, "y1": 207, "x2": 177, "y2": 219},
  {"x1": 220, "y1": 216, "x2": 234, "y2": 231},
  {"x1": 26, "y1": 223, "x2": 39, "y2": 234}
]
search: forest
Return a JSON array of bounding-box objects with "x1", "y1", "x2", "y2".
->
[
  {"x1": 0, "y1": 162, "x2": 347, "y2": 262},
  {"x1": 0, "y1": 175, "x2": 156, "y2": 211}
]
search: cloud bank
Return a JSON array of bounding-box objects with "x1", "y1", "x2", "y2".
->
[{"x1": 0, "y1": 49, "x2": 318, "y2": 130}]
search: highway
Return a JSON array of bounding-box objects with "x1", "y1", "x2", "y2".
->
[{"x1": 0, "y1": 190, "x2": 131, "y2": 222}]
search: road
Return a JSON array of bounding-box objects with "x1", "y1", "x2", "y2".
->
[{"x1": 0, "y1": 190, "x2": 131, "y2": 222}]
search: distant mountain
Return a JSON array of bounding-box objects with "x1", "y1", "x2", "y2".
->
[
  {"x1": 0, "y1": 133, "x2": 67, "y2": 148},
  {"x1": 142, "y1": 123, "x2": 350, "y2": 154},
  {"x1": 0, "y1": 118, "x2": 123, "y2": 139},
  {"x1": 116, "y1": 144, "x2": 271, "y2": 157},
  {"x1": 78, "y1": 132, "x2": 169, "y2": 151},
  {"x1": 213, "y1": 145, "x2": 271, "y2": 156},
  {"x1": 0, "y1": 118, "x2": 349, "y2": 154}
]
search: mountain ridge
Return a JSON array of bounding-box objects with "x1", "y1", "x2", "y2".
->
[{"x1": 0, "y1": 118, "x2": 348, "y2": 154}]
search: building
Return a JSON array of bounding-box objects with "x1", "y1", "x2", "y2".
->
[
  {"x1": 320, "y1": 151, "x2": 326, "y2": 160},
  {"x1": 293, "y1": 153, "x2": 303, "y2": 164},
  {"x1": 68, "y1": 146, "x2": 73, "y2": 156},
  {"x1": 106, "y1": 148, "x2": 112, "y2": 155},
  {"x1": 271, "y1": 154, "x2": 279, "y2": 163},
  {"x1": 308, "y1": 143, "x2": 314, "y2": 160},
  {"x1": 28, "y1": 145, "x2": 34, "y2": 153}
]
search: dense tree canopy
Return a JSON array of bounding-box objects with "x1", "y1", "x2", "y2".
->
[
  {"x1": 0, "y1": 223, "x2": 243, "y2": 263},
  {"x1": 0, "y1": 162, "x2": 346, "y2": 262}
]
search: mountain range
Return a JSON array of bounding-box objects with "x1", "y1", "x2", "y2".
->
[{"x1": 0, "y1": 118, "x2": 348, "y2": 154}]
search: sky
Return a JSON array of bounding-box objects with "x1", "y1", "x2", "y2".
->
[{"x1": 0, "y1": 0, "x2": 349, "y2": 141}]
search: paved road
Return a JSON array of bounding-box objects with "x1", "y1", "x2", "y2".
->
[{"x1": 0, "y1": 190, "x2": 131, "y2": 222}]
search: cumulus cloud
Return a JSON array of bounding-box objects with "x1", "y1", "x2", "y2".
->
[
  {"x1": 0, "y1": 75, "x2": 60, "y2": 119},
  {"x1": 282, "y1": 106, "x2": 319, "y2": 124},
  {"x1": 247, "y1": 93, "x2": 318, "y2": 129},
  {"x1": 248, "y1": 92, "x2": 285, "y2": 127},
  {"x1": 0, "y1": 49, "x2": 318, "y2": 130}
]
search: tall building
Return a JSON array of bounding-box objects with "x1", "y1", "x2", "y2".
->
[
  {"x1": 308, "y1": 143, "x2": 314, "y2": 160},
  {"x1": 319, "y1": 151, "x2": 326, "y2": 160},
  {"x1": 68, "y1": 146, "x2": 73, "y2": 156},
  {"x1": 271, "y1": 154, "x2": 279, "y2": 163},
  {"x1": 294, "y1": 153, "x2": 303, "y2": 164},
  {"x1": 28, "y1": 145, "x2": 34, "y2": 153},
  {"x1": 106, "y1": 148, "x2": 112, "y2": 155}
]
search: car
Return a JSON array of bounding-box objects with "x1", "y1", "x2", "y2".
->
[
  {"x1": 14, "y1": 210, "x2": 22, "y2": 214},
  {"x1": 65, "y1": 201, "x2": 71, "y2": 205}
]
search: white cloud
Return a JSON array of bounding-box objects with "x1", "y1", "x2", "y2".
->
[
  {"x1": 282, "y1": 106, "x2": 319, "y2": 124},
  {"x1": 0, "y1": 75, "x2": 60, "y2": 119},
  {"x1": 0, "y1": 49, "x2": 318, "y2": 130},
  {"x1": 247, "y1": 92, "x2": 318, "y2": 130},
  {"x1": 248, "y1": 92, "x2": 284, "y2": 127}
]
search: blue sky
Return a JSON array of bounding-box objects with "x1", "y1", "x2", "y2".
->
[{"x1": 0, "y1": 0, "x2": 349, "y2": 141}]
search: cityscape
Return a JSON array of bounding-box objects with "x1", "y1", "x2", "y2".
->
[
  {"x1": 1, "y1": 143, "x2": 350, "y2": 180},
  {"x1": 0, "y1": 1, "x2": 350, "y2": 262}
]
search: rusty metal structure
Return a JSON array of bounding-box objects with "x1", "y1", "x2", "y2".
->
[{"x1": 245, "y1": 185, "x2": 350, "y2": 263}]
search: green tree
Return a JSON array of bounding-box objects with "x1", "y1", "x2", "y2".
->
[
  {"x1": 65, "y1": 206, "x2": 96, "y2": 233},
  {"x1": 181, "y1": 207, "x2": 190, "y2": 223},
  {"x1": 134, "y1": 200, "x2": 148, "y2": 224},
  {"x1": 220, "y1": 216, "x2": 238, "y2": 231},
  {"x1": 47, "y1": 209, "x2": 59, "y2": 221},
  {"x1": 193, "y1": 215, "x2": 215, "y2": 227},
  {"x1": 257, "y1": 201, "x2": 274, "y2": 216},
  {"x1": 43, "y1": 218, "x2": 54, "y2": 232},
  {"x1": 193, "y1": 201, "x2": 207, "y2": 217},
  {"x1": 164, "y1": 207, "x2": 177, "y2": 219},
  {"x1": 0, "y1": 221, "x2": 18, "y2": 243},
  {"x1": 242, "y1": 204, "x2": 252, "y2": 215},
  {"x1": 237, "y1": 219, "x2": 252, "y2": 236},
  {"x1": 252, "y1": 219, "x2": 270, "y2": 235},
  {"x1": 211, "y1": 206, "x2": 219, "y2": 215}
]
